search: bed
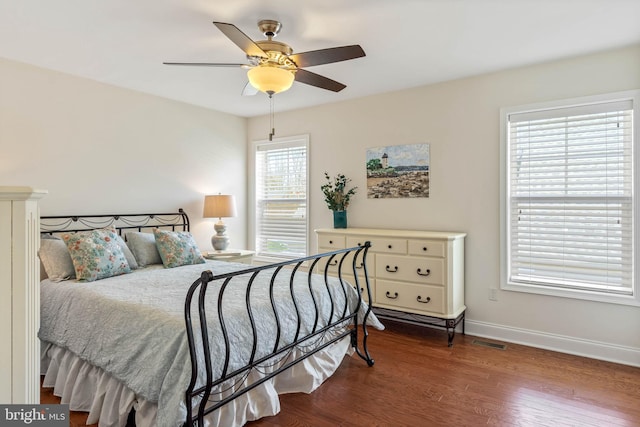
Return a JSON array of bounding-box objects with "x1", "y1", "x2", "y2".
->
[{"x1": 38, "y1": 210, "x2": 383, "y2": 426}]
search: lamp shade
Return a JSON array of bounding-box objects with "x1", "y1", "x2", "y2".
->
[
  {"x1": 203, "y1": 194, "x2": 237, "y2": 219},
  {"x1": 247, "y1": 66, "x2": 295, "y2": 95}
]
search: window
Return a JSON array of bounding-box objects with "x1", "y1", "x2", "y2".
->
[
  {"x1": 253, "y1": 135, "x2": 308, "y2": 260},
  {"x1": 500, "y1": 91, "x2": 638, "y2": 305}
]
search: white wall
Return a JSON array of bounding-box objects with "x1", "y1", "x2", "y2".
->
[
  {"x1": 247, "y1": 45, "x2": 640, "y2": 366},
  {"x1": 0, "y1": 58, "x2": 248, "y2": 249}
]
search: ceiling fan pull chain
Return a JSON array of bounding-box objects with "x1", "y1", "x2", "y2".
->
[{"x1": 268, "y1": 93, "x2": 275, "y2": 141}]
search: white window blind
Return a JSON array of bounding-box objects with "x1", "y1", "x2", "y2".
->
[
  {"x1": 255, "y1": 138, "x2": 308, "y2": 259},
  {"x1": 506, "y1": 99, "x2": 634, "y2": 295}
]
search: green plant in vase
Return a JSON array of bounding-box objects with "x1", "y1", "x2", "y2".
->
[{"x1": 321, "y1": 172, "x2": 357, "y2": 228}]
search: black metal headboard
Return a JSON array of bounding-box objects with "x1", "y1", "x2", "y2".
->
[{"x1": 40, "y1": 208, "x2": 190, "y2": 236}]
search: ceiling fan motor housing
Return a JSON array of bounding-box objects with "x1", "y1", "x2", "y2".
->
[
  {"x1": 253, "y1": 21, "x2": 295, "y2": 68},
  {"x1": 254, "y1": 40, "x2": 296, "y2": 69}
]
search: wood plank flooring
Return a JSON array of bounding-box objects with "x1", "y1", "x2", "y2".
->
[{"x1": 41, "y1": 320, "x2": 640, "y2": 426}]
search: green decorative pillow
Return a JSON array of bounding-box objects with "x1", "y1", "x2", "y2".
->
[
  {"x1": 62, "y1": 227, "x2": 131, "y2": 282},
  {"x1": 153, "y1": 229, "x2": 205, "y2": 268}
]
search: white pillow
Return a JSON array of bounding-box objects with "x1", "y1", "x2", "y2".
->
[
  {"x1": 126, "y1": 232, "x2": 162, "y2": 267},
  {"x1": 38, "y1": 238, "x2": 76, "y2": 282},
  {"x1": 114, "y1": 233, "x2": 138, "y2": 270}
]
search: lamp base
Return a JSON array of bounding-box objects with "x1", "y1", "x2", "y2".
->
[{"x1": 211, "y1": 220, "x2": 230, "y2": 251}]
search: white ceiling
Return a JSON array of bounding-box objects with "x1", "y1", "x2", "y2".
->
[{"x1": 1, "y1": 0, "x2": 639, "y2": 117}]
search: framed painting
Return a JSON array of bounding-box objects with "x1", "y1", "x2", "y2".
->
[{"x1": 366, "y1": 143, "x2": 430, "y2": 198}]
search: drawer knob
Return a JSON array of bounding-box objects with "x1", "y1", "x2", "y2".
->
[
  {"x1": 417, "y1": 268, "x2": 431, "y2": 276},
  {"x1": 355, "y1": 262, "x2": 364, "y2": 269},
  {"x1": 385, "y1": 291, "x2": 399, "y2": 299},
  {"x1": 329, "y1": 260, "x2": 338, "y2": 266},
  {"x1": 423, "y1": 247, "x2": 428, "y2": 251},
  {"x1": 417, "y1": 295, "x2": 431, "y2": 304},
  {"x1": 385, "y1": 265, "x2": 399, "y2": 273},
  {"x1": 329, "y1": 240, "x2": 333, "y2": 244},
  {"x1": 388, "y1": 244, "x2": 392, "y2": 249}
]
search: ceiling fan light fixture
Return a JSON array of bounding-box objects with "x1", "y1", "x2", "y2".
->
[{"x1": 247, "y1": 66, "x2": 294, "y2": 95}]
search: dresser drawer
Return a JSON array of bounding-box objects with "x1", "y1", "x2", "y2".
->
[
  {"x1": 321, "y1": 250, "x2": 374, "y2": 277},
  {"x1": 348, "y1": 237, "x2": 406, "y2": 254},
  {"x1": 318, "y1": 234, "x2": 346, "y2": 250},
  {"x1": 344, "y1": 275, "x2": 375, "y2": 303},
  {"x1": 408, "y1": 240, "x2": 445, "y2": 258},
  {"x1": 346, "y1": 236, "x2": 368, "y2": 248},
  {"x1": 376, "y1": 280, "x2": 445, "y2": 314},
  {"x1": 376, "y1": 254, "x2": 444, "y2": 285}
]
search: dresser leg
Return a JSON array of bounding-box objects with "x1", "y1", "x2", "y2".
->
[
  {"x1": 446, "y1": 311, "x2": 465, "y2": 347},
  {"x1": 447, "y1": 319, "x2": 456, "y2": 347}
]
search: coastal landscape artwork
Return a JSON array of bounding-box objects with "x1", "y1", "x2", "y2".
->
[{"x1": 366, "y1": 143, "x2": 430, "y2": 198}]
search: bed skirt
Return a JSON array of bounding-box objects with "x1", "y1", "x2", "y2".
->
[{"x1": 41, "y1": 337, "x2": 352, "y2": 427}]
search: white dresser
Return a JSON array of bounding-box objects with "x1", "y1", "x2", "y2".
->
[{"x1": 316, "y1": 228, "x2": 466, "y2": 345}]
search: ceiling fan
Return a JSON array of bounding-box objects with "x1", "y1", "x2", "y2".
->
[{"x1": 164, "y1": 20, "x2": 366, "y2": 96}]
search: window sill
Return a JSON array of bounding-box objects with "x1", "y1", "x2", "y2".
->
[{"x1": 501, "y1": 282, "x2": 640, "y2": 307}]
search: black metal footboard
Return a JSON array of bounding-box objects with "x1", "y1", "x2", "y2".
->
[{"x1": 183, "y1": 242, "x2": 374, "y2": 426}]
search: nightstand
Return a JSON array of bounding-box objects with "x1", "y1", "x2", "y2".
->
[{"x1": 204, "y1": 249, "x2": 255, "y2": 264}]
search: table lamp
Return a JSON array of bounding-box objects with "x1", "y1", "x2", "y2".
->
[{"x1": 203, "y1": 194, "x2": 237, "y2": 251}]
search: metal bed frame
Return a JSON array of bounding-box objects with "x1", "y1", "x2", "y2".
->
[
  {"x1": 40, "y1": 210, "x2": 375, "y2": 426},
  {"x1": 184, "y1": 244, "x2": 375, "y2": 425},
  {"x1": 41, "y1": 209, "x2": 191, "y2": 235}
]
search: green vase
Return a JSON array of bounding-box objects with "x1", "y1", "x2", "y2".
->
[{"x1": 333, "y1": 210, "x2": 347, "y2": 228}]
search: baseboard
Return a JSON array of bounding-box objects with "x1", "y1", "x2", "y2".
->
[{"x1": 465, "y1": 319, "x2": 640, "y2": 368}]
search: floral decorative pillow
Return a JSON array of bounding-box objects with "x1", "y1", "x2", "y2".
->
[
  {"x1": 153, "y1": 229, "x2": 205, "y2": 268},
  {"x1": 62, "y1": 227, "x2": 131, "y2": 282}
]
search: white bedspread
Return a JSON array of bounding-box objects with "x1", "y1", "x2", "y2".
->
[{"x1": 39, "y1": 260, "x2": 382, "y2": 426}]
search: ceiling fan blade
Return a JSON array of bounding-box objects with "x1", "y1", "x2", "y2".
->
[
  {"x1": 289, "y1": 45, "x2": 365, "y2": 68},
  {"x1": 213, "y1": 22, "x2": 267, "y2": 58},
  {"x1": 294, "y1": 69, "x2": 346, "y2": 92},
  {"x1": 242, "y1": 81, "x2": 258, "y2": 96},
  {"x1": 163, "y1": 62, "x2": 247, "y2": 67}
]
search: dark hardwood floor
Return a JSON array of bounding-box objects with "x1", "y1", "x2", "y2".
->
[{"x1": 41, "y1": 320, "x2": 640, "y2": 426}]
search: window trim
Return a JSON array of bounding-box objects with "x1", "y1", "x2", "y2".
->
[
  {"x1": 500, "y1": 90, "x2": 640, "y2": 306},
  {"x1": 249, "y1": 134, "x2": 309, "y2": 263}
]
